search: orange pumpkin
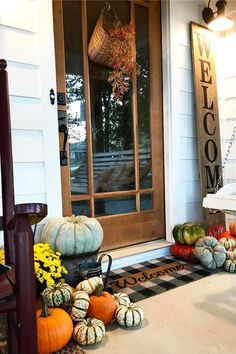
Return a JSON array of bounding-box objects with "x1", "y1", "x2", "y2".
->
[
  {"x1": 37, "y1": 296, "x2": 73, "y2": 354},
  {"x1": 71, "y1": 286, "x2": 77, "y2": 294},
  {"x1": 229, "y1": 222, "x2": 236, "y2": 237},
  {"x1": 86, "y1": 284, "x2": 117, "y2": 325}
]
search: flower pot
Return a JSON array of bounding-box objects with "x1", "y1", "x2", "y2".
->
[{"x1": 61, "y1": 250, "x2": 99, "y2": 287}]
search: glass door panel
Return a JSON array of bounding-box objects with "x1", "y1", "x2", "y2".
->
[
  {"x1": 63, "y1": 1, "x2": 88, "y2": 195},
  {"x1": 136, "y1": 4, "x2": 152, "y2": 190},
  {"x1": 95, "y1": 195, "x2": 136, "y2": 217},
  {"x1": 72, "y1": 200, "x2": 90, "y2": 216},
  {"x1": 87, "y1": 1, "x2": 135, "y2": 193}
]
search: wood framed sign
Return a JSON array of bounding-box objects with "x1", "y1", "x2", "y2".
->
[{"x1": 190, "y1": 22, "x2": 225, "y2": 228}]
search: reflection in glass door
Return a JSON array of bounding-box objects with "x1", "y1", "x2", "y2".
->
[{"x1": 53, "y1": 0, "x2": 165, "y2": 250}]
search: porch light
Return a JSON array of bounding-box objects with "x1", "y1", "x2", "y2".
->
[{"x1": 202, "y1": 0, "x2": 234, "y2": 32}]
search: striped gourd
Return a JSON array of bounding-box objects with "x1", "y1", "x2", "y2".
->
[
  {"x1": 76, "y1": 276, "x2": 103, "y2": 294},
  {"x1": 70, "y1": 290, "x2": 90, "y2": 321},
  {"x1": 73, "y1": 317, "x2": 105, "y2": 345},
  {"x1": 219, "y1": 237, "x2": 236, "y2": 251},
  {"x1": 116, "y1": 303, "x2": 144, "y2": 327},
  {"x1": 224, "y1": 259, "x2": 236, "y2": 273},
  {"x1": 41, "y1": 282, "x2": 72, "y2": 307},
  {"x1": 226, "y1": 250, "x2": 236, "y2": 261},
  {"x1": 113, "y1": 292, "x2": 130, "y2": 306}
]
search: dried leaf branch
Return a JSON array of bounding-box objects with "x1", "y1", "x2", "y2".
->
[{"x1": 107, "y1": 24, "x2": 140, "y2": 101}]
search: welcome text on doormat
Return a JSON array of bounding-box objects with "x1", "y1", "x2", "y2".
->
[{"x1": 112, "y1": 262, "x2": 185, "y2": 291}]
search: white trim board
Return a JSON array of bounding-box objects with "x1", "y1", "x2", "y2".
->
[
  {"x1": 100, "y1": 239, "x2": 171, "y2": 272},
  {"x1": 161, "y1": 0, "x2": 175, "y2": 243}
]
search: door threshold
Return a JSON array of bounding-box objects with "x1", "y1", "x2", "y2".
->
[{"x1": 100, "y1": 239, "x2": 172, "y2": 271}]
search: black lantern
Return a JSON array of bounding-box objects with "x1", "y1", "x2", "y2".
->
[{"x1": 202, "y1": 0, "x2": 234, "y2": 31}]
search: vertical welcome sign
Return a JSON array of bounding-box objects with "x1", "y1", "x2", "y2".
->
[{"x1": 190, "y1": 22, "x2": 224, "y2": 227}]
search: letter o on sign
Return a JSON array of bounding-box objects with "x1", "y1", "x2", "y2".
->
[{"x1": 205, "y1": 139, "x2": 218, "y2": 162}]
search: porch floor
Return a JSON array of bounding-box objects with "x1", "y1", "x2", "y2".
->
[{"x1": 86, "y1": 271, "x2": 236, "y2": 354}]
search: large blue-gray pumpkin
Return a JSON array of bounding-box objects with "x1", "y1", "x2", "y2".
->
[
  {"x1": 41, "y1": 215, "x2": 103, "y2": 256},
  {"x1": 195, "y1": 236, "x2": 226, "y2": 270}
]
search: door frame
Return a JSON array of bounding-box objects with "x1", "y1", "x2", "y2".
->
[
  {"x1": 53, "y1": 0, "x2": 166, "y2": 250},
  {"x1": 161, "y1": 0, "x2": 179, "y2": 243}
]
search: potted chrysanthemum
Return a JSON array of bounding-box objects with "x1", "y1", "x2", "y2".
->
[
  {"x1": 0, "y1": 243, "x2": 68, "y2": 294},
  {"x1": 34, "y1": 243, "x2": 68, "y2": 293}
]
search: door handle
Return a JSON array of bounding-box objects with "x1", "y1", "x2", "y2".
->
[{"x1": 59, "y1": 124, "x2": 68, "y2": 166}]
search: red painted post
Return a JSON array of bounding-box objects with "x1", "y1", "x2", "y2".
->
[
  {"x1": 0, "y1": 59, "x2": 15, "y2": 265},
  {"x1": 14, "y1": 214, "x2": 38, "y2": 354},
  {"x1": 0, "y1": 59, "x2": 18, "y2": 354}
]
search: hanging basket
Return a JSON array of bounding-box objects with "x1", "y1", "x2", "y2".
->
[
  {"x1": 88, "y1": 7, "x2": 120, "y2": 68},
  {"x1": 88, "y1": 6, "x2": 139, "y2": 101}
]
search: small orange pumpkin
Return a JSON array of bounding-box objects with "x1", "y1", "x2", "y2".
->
[
  {"x1": 86, "y1": 284, "x2": 117, "y2": 325},
  {"x1": 37, "y1": 296, "x2": 73, "y2": 354}
]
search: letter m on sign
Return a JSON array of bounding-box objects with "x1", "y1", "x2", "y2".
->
[{"x1": 205, "y1": 165, "x2": 221, "y2": 189}]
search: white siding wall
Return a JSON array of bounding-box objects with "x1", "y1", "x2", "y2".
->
[
  {"x1": 220, "y1": 2, "x2": 236, "y2": 182},
  {"x1": 164, "y1": 0, "x2": 236, "y2": 240},
  {"x1": 217, "y1": 1, "x2": 236, "y2": 225},
  {"x1": 163, "y1": 0, "x2": 207, "y2": 241},
  {"x1": 0, "y1": 0, "x2": 62, "y2": 244}
]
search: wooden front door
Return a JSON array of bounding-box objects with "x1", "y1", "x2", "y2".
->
[{"x1": 53, "y1": 0, "x2": 165, "y2": 251}]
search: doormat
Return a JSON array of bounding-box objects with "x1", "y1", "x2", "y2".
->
[{"x1": 108, "y1": 256, "x2": 215, "y2": 303}]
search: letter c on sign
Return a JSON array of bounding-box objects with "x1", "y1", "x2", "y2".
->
[{"x1": 203, "y1": 112, "x2": 216, "y2": 136}]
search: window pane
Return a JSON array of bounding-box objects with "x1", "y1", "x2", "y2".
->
[
  {"x1": 87, "y1": 1, "x2": 135, "y2": 193},
  {"x1": 95, "y1": 196, "x2": 136, "y2": 216},
  {"x1": 72, "y1": 200, "x2": 90, "y2": 217},
  {"x1": 63, "y1": 0, "x2": 88, "y2": 195},
  {"x1": 140, "y1": 194, "x2": 153, "y2": 211},
  {"x1": 136, "y1": 4, "x2": 152, "y2": 189}
]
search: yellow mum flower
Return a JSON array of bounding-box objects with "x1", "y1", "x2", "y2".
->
[
  {"x1": 46, "y1": 278, "x2": 55, "y2": 287},
  {"x1": 1, "y1": 243, "x2": 67, "y2": 291},
  {"x1": 0, "y1": 249, "x2": 5, "y2": 265},
  {"x1": 33, "y1": 242, "x2": 67, "y2": 289}
]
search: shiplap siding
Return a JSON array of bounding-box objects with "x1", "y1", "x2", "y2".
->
[
  {"x1": 0, "y1": 0, "x2": 62, "y2": 244},
  {"x1": 165, "y1": 0, "x2": 236, "y2": 233},
  {"x1": 218, "y1": 2, "x2": 236, "y2": 225},
  {"x1": 164, "y1": 0, "x2": 207, "y2": 237}
]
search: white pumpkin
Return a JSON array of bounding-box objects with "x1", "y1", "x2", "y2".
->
[
  {"x1": 76, "y1": 276, "x2": 103, "y2": 294},
  {"x1": 73, "y1": 317, "x2": 105, "y2": 345},
  {"x1": 41, "y1": 282, "x2": 72, "y2": 307},
  {"x1": 226, "y1": 250, "x2": 236, "y2": 261},
  {"x1": 41, "y1": 215, "x2": 103, "y2": 256},
  {"x1": 116, "y1": 303, "x2": 144, "y2": 327},
  {"x1": 219, "y1": 237, "x2": 236, "y2": 251},
  {"x1": 113, "y1": 292, "x2": 130, "y2": 306},
  {"x1": 70, "y1": 290, "x2": 90, "y2": 321}
]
